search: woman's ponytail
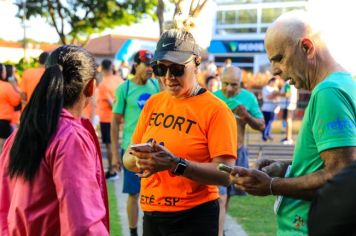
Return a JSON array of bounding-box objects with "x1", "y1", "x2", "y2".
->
[
  {"x1": 9, "y1": 64, "x2": 65, "y2": 181},
  {"x1": 8, "y1": 45, "x2": 95, "y2": 181}
]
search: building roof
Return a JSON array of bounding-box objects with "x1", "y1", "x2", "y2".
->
[
  {"x1": 86, "y1": 34, "x2": 158, "y2": 57},
  {"x1": 0, "y1": 40, "x2": 58, "y2": 52}
]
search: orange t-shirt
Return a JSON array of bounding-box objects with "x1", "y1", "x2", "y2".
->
[
  {"x1": 82, "y1": 95, "x2": 96, "y2": 120},
  {"x1": 132, "y1": 91, "x2": 237, "y2": 212},
  {"x1": 97, "y1": 75, "x2": 123, "y2": 123},
  {"x1": 20, "y1": 67, "x2": 45, "y2": 101},
  {"x1": 0, "y1": 81, "x2": 21, "y2": 121},
  {"x1": 10, "y1": 111, "x2": 21, "y2": 126},
  {"x1": 82, "y1": 84, "x2": 98, "y2": 121}
]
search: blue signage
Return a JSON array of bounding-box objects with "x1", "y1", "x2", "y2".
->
[{"x1": 208, "y1": 39, "x2": 265, "y2": 53}]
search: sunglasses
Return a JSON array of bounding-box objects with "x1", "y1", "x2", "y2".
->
[
  {"x1": 142, "y1": 59, "x2": 152, "y2": 66},
  {"x1": 152, "y1": 62, "x2": 187, "y2": 77},
  {"x1": 140, "y1": 53, "x2": 153, "y2": 66},
  {"x1": 138, "y1": 52, "x2": 153, "y2": 66}
]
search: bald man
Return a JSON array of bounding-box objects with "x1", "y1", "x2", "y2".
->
[
  {"x1": 214, "y1": 66, "x2": 265, "y2": 236},
  {"x1": 229, "y1": 10, "x2": 356, "y2": 235}
]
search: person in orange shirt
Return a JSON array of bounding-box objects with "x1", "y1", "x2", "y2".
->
[
  {"x1": 123, "y1": 29, "x2": 237, "y2": 236},
  {"x1": 20, "y1": 52, "x2": 49, "y2": 104},
  {"x1": 0, "y1": 64, "x2": 21, "y2": 153},
  {"x1": 97, "y1": 59, "x2": 123, "y2": 179},
  {"x1": 82, "y1": 87, "x2": 97, "y2": 123},
  {"x1": 5, "y1": 64, "x2": 22, "y2": 127}
]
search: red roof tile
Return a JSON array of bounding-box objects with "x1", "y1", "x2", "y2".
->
[
  {"x1": 0, "y1": 40, "x2": 59, "y2": 52},
  {"x1": 86, "y1": 34, "x2": 158, "y2": 56}
]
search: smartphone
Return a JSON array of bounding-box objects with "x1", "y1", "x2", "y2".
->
[
  {"x1": 218, "y1": 163, "x2": 233, "y2": 174},
  {"x1": 130, "y1": 143, "x2": 154, "y2": 153}
]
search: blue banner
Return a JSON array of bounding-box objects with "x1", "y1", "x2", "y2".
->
[{"x1": 209, "y1": 39, "x2": 265, "y2": 53}]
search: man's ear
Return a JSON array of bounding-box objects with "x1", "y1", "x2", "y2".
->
[
  {"x1": 84, "y1": 79, "x2": 95, "y2": 97},
  {"x1": 300, "y1": 38, "x2": 315, "y2": 58}
]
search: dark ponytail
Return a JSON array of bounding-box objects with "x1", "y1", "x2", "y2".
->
[
  {"x1": 8, "y1": 65, "x2": 64, "y2": 181},
  {"x1": 8, "y1": 45, "x2": 96, "y2": 181}
]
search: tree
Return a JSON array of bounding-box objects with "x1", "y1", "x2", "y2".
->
[
  {"x1": 156, "y1": 0, "x2": 208, "y2": 35},
  {"x1": 15, "y1": 0, "x2": 158, "y2": 46}
]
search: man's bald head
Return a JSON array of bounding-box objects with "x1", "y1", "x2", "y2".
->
[
  {"x1": 221, "y1": 66, "x2": 242, "y2": 98},
  {"x1": 265, "y1": 10, "x2": 317, "y2": 49},
  {"x1": 264, "y1": 10, "x2": 334, "y2": 91},
  {"x1": 222, "y1": 66, "x2": 242, "y2": 84}
]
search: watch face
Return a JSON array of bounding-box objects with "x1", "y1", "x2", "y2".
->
[{"x1": 173, "y1": 159, "x2": 188, "y2": 175}]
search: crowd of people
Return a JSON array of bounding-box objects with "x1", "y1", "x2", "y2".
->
[{"x1": 0, "y1": 9, "x2": 355, "y2": 236}]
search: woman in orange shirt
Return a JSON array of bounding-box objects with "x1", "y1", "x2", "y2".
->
[
  {"x1": 5, "y1": 65, "x2": 22, "y2": 127},
  {"x1": 0, "y1": 64, "x2": 21, "y2": 153},
  {"x1": 123, "y1": 28, "x2": 238, "y2": 236}
]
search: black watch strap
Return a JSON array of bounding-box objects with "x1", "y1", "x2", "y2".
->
[{"x1": 171, "y1": 158, "x2": 188, "y2": 176}]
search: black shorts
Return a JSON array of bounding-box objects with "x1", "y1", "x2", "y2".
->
[
  {"x1": 282, "y1": 109, "x2": 295, "y2": 120},
  {"x1": 143, "y1": 199, "x2": 219, "y2": 236},
  {"x1": 100, "y1": 122, "x2": 111, "y2": 144},
  {"x1": 0, "y1": 120, "x2": 13, "y2": 139}
]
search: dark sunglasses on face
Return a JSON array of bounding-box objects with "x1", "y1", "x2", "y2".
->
[
  {"x1": 139, "y1": 53, "x2": 153, "y2": 66},
  {"x1": 152, "y1": 62, "x2": 186, "y2": 77},
  {"x1": 142, "y1": 59, "x2": 152, "y2": 66}
]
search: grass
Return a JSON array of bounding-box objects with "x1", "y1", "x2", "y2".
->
[
  {"x1": 228, "y1": 195, "x2": 277, "y2": 236},
  {"x1": 107, "y1": 181, "x2": 123, "y2": 236}
]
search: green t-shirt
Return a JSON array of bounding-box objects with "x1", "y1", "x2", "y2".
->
[
  {"x1": 112, "y1": 79, "x2": 160, "y2": 150},
  {"x1": 284, "y1": 83, "x2": 291, "y2": 93},
  {"x1": 277, "y1": 72, "x2": 356, "y2": 236},
  {"x1": 213, "y1": 89, "x2": 263, "y2": 119}
]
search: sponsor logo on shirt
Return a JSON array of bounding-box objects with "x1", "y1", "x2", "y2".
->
[
  {"x1": 137, "y1": 93, "x2": 152, "y2": 110},
  {"x1": 326, "y1": 117, "x2": 356, "y2": 133}
]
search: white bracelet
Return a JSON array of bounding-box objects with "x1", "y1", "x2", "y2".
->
[{"x1": 270, "y1": 177, "x2": 279, "y2": 195}]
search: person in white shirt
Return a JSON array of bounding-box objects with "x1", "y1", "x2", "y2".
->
[
  {"x1": 261, "y1": 77, "x2": 280, "y2": 141},
  {"x1": 279, "y1": 80, "x2": 298, "y2": 144}
]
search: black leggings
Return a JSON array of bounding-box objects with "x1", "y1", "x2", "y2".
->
[
  {"x1": 143, "y1": 199, "x2": 219, "y2": 236},
  {"x1": 0, "y1": 119, "x2": 12, "y2": 139}
]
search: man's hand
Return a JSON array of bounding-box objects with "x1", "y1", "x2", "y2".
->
[
  {"x1": 234, "y1": 105, "x2": 249, "y2": 121},
  {"x1": 230, "y1": 166, "x2": 272, "y2": 196},
  {"x1": 112, "y1": 151, "x2": 123, "y2": 172},
  {"x1": 255, "y1": 158, "x2": 290, "y2": 177}
]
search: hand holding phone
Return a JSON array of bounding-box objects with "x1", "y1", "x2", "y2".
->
[{"x1": 130, "y1": 143, "x2": 154, "y2": 153}]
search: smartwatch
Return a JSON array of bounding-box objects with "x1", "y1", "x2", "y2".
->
[{"x1": 171, "y1": 158, "x2": 188, "y2": 176}]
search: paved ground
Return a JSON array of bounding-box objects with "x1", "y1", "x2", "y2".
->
[{"x1": 113, "y1": 174, "x2": 143, "y2": 236}]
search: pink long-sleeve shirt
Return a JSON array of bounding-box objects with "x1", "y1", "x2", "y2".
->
[{"x1": 0, "y1": 109, "x2": 109, "y2": 236}]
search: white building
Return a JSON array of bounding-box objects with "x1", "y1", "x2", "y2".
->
[
  {"x1": 0, "y1": 41, "x2": 57, "y2": 63},
  {"x1": 209, "y1": 0, "x2": 307, "y2": 73}
]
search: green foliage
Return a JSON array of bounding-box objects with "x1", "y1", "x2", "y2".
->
[
  {"x1": 3, "y1": 57, "x2": 39, "y2": 78},
  {"x1": 228, "y1": 195, "x2": 277, "y2": 236},
  {"x1": 15, "y1": 0, "x2": 158, "y2": 45}
]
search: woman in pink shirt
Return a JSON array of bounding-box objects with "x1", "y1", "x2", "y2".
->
[{"x1": 0, "y1": 45, "x2": 109, "y2": 236}]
